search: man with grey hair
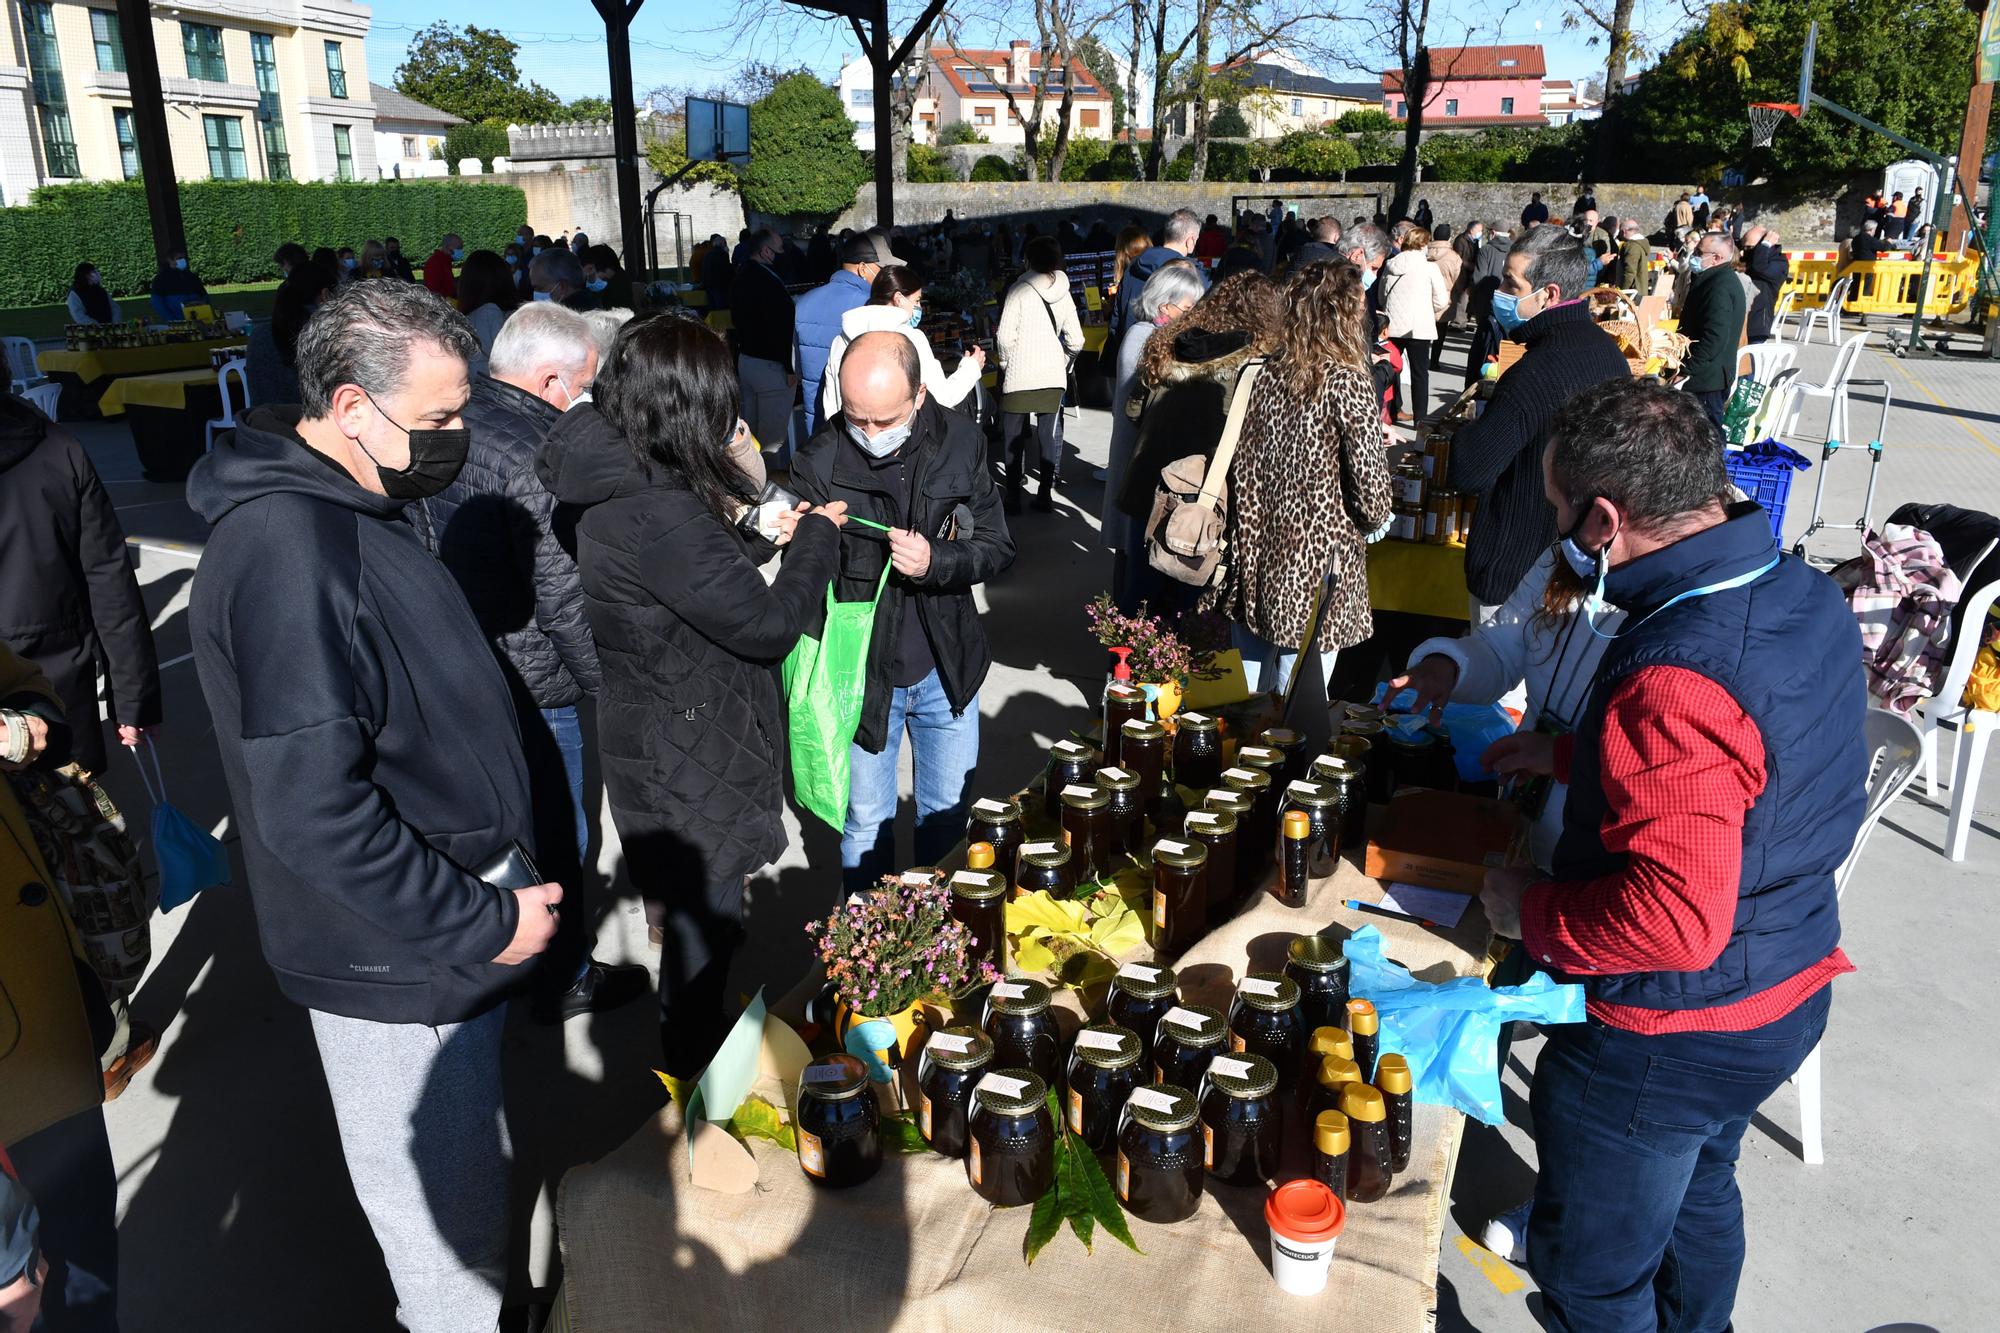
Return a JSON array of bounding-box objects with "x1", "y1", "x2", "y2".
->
[
  {"x1": 1676, "y1": 230, "x2": 1747, "y2": 432},
  {"x1": 189, "y1": 280, "x2": 560, "y2": 1330},
  {"x1": 1447, "y1": 226, "x2": 1629, "y2": 615},
  {"x1": 580, "y1": 307, "x2": 634, "y2": 372},
  {"x1": 422, "y1": 300, "x2": 648, "y2": 1023},
  {"x1": 1341, "y1": 222, "x2": 1392, "y2": 313},
  {"x1": 1113, "y1": 206, "x2": 1211, "y2": 341}
]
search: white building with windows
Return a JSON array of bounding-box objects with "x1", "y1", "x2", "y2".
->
[
  {"x1": 371, "y1": 80, "x2": 457, "y2": 178},
  {"x1": 835, "y1": 45, "x2": 937, "y2": 150},
  {"x1": 0, "y1": 0, "x2": 379, "y2": 205}
]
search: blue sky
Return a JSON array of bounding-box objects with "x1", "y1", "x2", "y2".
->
[{"x1": 361, "y1": 2, "x2": 1691, "y2": 110}]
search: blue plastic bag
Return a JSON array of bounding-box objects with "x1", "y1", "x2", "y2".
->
[
  {"x1": 132, "y1": 739, "x2": 230, "y2": 912},
  {"x1": 1343, "y1": 926, "x2": 1584, "y2": 1125},
  {"x1": 1372, "y1": 684, "x2": 1520, "y2": 785}
]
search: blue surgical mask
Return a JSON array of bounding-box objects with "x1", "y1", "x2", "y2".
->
[
  {"x1": 1491, "y1": 291, "x2": 1527, "y2": 333},
  {"x1": 532, "y1": 247, "x2": 544, "y2": 257},
  {"x1": 505, "y1": 254, "x2": 518, "y2": 266},
  {"x1": 174, "y1": 258, "x2": 189, "y2": 271},
  {"x1": 452, "y1": 248, "x2": 465, "y2": 262},
  {"x1": 342, "y1": 257, "x2": 358, "y2": 271},
  {"x1": 586, "y1": 278, "x2": 608, "y2": 292},
  {"x1": 1360, "y1": 266, "x2": 1376, "y2": 292},
  {"x1": 1686, "y1": 255, "x2": 1704, "y2": 273},
  {"x1": 908, "y1": 305, "x2": 924, "y2": 327},
  {"x1": 532, "y1": 290, "x2": 553, "y2": 302}
]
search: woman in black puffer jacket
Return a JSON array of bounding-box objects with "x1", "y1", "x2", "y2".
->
[{"x1": 537, "y1": 316, "x2": 846, "y2": 1076}]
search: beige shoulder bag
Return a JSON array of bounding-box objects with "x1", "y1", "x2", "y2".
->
[{"x1": 1143, "y1": 359, "x2": 1264, "y2": 587}]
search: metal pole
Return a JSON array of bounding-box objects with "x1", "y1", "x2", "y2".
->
[
  {"x1": 1904, "y1": 155, "x2": 1957, "y2": 355},
  {"x1": 871, "y1": 0, "x2": 894, "y2": 228},
  {"x1": 595, "y1": 0, "x2": 649, "y2": 286},
  {"x1": 115, "y1": 0, "x2": 183, "y2": 268}
]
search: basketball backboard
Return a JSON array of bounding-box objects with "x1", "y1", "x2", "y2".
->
[
  {"x1": 687, "y1": 97, "x2": 750, "y2": 163},
  {"x1": 1798, "y1": 21, "x2": 1815, "y2": 115}
]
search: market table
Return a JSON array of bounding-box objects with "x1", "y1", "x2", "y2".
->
[
  {"x1": 97, "y1": 366, "x2": 228, "y2": 482},
  {"x1": 35, "y1": 337, "x2": 242, "y2": 420},
  {"x1": 557, "y1": 846, "x2": 1494, "y2": 1330}
]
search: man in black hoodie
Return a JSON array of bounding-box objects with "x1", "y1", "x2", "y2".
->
[{"x1": 188, "y1": 281, "x2": 560, "y2": 1329}]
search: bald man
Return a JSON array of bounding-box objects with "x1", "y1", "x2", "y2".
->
[{"x1": 789, "y1": 331, "x2": 1015, "y2": 890}]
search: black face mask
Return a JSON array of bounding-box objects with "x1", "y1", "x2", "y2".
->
[{"x1": 357, "y1": 389, "x2": 471, "y2": 499}]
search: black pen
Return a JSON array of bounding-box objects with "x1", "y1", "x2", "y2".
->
[{"x1": 1344, "y1": 897, "x2": 1439, "y2": 929}]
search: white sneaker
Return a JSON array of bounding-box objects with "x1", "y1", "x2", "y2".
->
[{"x1": 1480, "y1": 1197, "x2": 1533, "y2": 1264}]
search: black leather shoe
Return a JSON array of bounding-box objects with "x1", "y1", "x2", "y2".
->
[{"x1": 537, "y1": 959, "x2": 651, "y2": 1023}]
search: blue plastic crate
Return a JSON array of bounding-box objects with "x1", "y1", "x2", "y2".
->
[{"x1": 1724, "y1": 451, "x2": 1795, "y2": 540}]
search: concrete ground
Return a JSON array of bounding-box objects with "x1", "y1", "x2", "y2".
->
[{"x1": 51, "y1": 308, "x2": 2000, "y2": 1330}]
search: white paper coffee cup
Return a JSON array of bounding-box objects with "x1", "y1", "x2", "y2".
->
[{"x1": 1265, "y1": 1179, "x2": 1345, "y2": 1296}]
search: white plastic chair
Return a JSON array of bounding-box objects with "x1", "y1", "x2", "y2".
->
[
  {"x1": 1742, "y1": 367, "x2": 1801, "y2": 446},
  {"x1": 3, "y1": 336, "x2": 41, "y2": 394},
  {"x1": 1801, "y1": 275, "x2": 1853, "y2": 347},
  {"x1": 1913, "y1": 563, "x2": 2000, "y2": 861},
  {"x1": 20, "y1": 381, "x2": 61, "y2": 419},
  {"x1": 1769, "y1": 290, "x2": 1798, "y2": 343},
  {"x1": 1791, "y1": 707, "x2": 1925, "y2": 1165},
  {"x1": 1779, "y1": 330, "x2": 1870, "y2": 445},
  {"x1": 205, "y1": 357, "x2": 250, "y2": 452},
  {"x1": 1739, "y1": 342, "x2": 1795, "y2": 387}
]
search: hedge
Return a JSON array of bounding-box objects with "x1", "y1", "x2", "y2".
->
[{"x1": 0, "y1": 179, "x2": 527, "y2": 307}]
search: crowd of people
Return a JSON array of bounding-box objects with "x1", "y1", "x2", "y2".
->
[{"x1": 3, "y1": 184, "x2": 1869, "y2": 1333}]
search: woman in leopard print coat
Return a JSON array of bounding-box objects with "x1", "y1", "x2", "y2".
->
[{"x1": 1205, "y1": 259, "x2": 1394, "y2": 693}]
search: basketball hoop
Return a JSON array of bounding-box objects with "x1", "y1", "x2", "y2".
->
[{"x1": 1748, "y1": 102, "x2": 1800, "y2": 150}]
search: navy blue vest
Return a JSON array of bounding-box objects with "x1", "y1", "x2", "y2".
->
[{"x1": 1551, "y1": 506, "x2": 1867, "y2": 1012}]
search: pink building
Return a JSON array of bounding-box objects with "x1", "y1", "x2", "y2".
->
[{"x1": 1381, "y1": 45, "x2": 1550, "y2": 129}]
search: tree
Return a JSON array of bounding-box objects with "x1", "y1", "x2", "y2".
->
[
  {"x1": 394, "y1": 23, "x2": 564, "y2": 124},
  {"x1": 1562, "y1": 0, "x2": 1642, "y2": 181},
  {"x1": 971, "y1": 153, "x2": 1018, "y2": 180},
  {"x1": 1075, "y1": 34, "x2": 1130, "y2": 133},
  {"x1": 559, "y1": 96, "x2": 614, "y2": 123},
  {"x1": 643, "y1": 130, "x2": 743, "y2": 191},
  {"x1": 937, "y1": 120, "x2": 988, "y2": 145},
  {"x1": 908, "y1": 143, "x2": 955, "y2": 181},
  {"x1": 1335, "y1": 107, "x2": 1396, "y2": 132},
  {"x1": 941, "y1": 0, "x2": 1099, "y2": 183},
  {"x1": 443, "y1": 120, "x2": 510, "y2": 172},
  {"x1": 1211, "y1": 101, "x2": 1252, "y2": 137},
  {"x1": 742, "y1": 73, "x2": 871, "y2": 218},
  {"x1": 1275, "y1": 127, "x2": 1361, "y2": 177}
]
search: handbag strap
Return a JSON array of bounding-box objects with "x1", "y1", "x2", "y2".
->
[
  {"x1": 1197, "y1": 359, "x2": 1265, "y2": 509},
  {"x1": 130, "y1": 734, "x2": 166, "y2": 808},
  {"x1": 1035, "y1": 285, "x2": 1072, "y2": 357}
]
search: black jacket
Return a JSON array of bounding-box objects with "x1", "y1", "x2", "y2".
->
[
  {"x1": 1467, "y1": 238, "x2": 1510, "y2": 320},
  {"x1": 188, "y1": 408, "x2": 533, "y2": 1025},
  {"x1": 1679, "y1": 264, "x2": 1748, "y2": 393},
  {"x1": 0, "y1": 394, "x2": 160, "y2": 774},
  {"x1": 1115, "y1": 329, "x2": 1260, "y2": 520},
  {"x1": 536, "y1": 405, "x2": 840, "y2": 883},
  {"x1": 731, "y1": 261, "x2": 796, "y2": 369},
  {"x1": 1448, "y1": 303, "x2": 1631, "y2": 605},
  {"x1": 420, "y1": 375, "x2": 600, "y2": 709},
  {"x1": 1744, "y1": 243, "x2": 1791, "y2": 341},
  {"x1": 789, "y1": 401, "x2": 1015, "y2": 753}
]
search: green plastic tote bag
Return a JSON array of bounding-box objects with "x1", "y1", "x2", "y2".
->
[{"x1": 783, "y1": 566, "x2": 891, "y2": 831}]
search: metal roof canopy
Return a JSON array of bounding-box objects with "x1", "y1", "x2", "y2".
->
[{"x1": 787, "y1": 0, "x2": 946, "y2": 228}]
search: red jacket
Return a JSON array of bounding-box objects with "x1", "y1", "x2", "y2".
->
[{"x1": 422, "y1": 250, "x2": 457, "y2": 299}]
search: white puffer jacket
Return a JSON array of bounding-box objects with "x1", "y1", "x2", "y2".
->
[
  {"x1": 1381, "y1": 249, "x2": 1450, "y2": 341},
  {"x1": 819, "y1": 303, "x2": 986, "y2": 423},
  {"x1": 995, "y1": 270, "x2": 1081, "y2": 395}
]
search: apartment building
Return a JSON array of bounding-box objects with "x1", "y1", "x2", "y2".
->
[
  {"x1": 1381, "y1": 44, "x2": 1550, "y2": 130},
  {"x1": 0, "y1": 0, "x2": 378, "y2": 205},
  {"x1": 1169, "y1": 54, "x2": 1378, "y2": 138},
  {"x1": 837, "y1": 40, "x2": 1112, "y2": 151}
]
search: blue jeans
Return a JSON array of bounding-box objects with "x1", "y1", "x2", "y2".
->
[
  {"x1": 1527, "y1": 984, "x2": 1832, "y2": 1333},
  {"x1": 534, "y1": 704, "x2": 590, "y2": 988},
  {"x1": 841, "y1": 670, "x2": 979, "y2": 892},
  {"x1": 1230, "y1": 622, "x2": 1339, "y2": 698},
  {"x1": 540, "y1": 705, "x2": 589, "y2": 864}
]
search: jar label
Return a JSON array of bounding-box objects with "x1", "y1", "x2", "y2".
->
[
  {"x1": 799, "y1": 1128, "x2": 826, "y2": 1178},
  {"x1": 1205, "y1": 789, "x2": 1236, "y2": 803},
  {"x1": 1117, "y1": 963, "x2": 1161, "y2": 982},
  {"x1": 1289, "y1": 781, "x2": 1322, "y2": 796},
  {"x1": 1067, "y1": 1087, "x2": 1084, "y2": 1134},
  {"x1": 1061, "y1": 784, "x2": 1097, "y2": 799},
  {"x1": 930, "y1": 1032, "x2": 975, "y2": 1054},
  {"x1": 1153, "y1": 888, "x2": 1167, "y2": 930},
  {"x1": 1128, "y1": 1087, "x2": 1180, "y2": 1114},
  {"x1": 1241, "y1": 747, "x2": 1279, "y2": 762},
  {"x1": 1222, "y1": 768, "x2": 1258, "y2": 782},
  {"x1": 973, "y1": 799, "x2": 1011, "y2": 816},
  {"x1": 1022, "y1": 841, "x2": 1059, "y2": 857},
  {"x1": 1099, "y1": 767, "x2": 1130, "y2": 781},
  {"x1": 1202, "y1": 1121, "x2": 1214, "y2": 1169},
  {"x1": 969, "y1": 1136, "x2": 983, "y2": 1185},
  {"x1": 1162, "y1": 1005, "x2": 1206, "y2": 1031},
  {"x1": 989, "y1": 982, "x2": 1029, "y2": 1002},
  {"x1": 920, "y1": 1093, "x2": 933, "y2": 1140},
  {"x1": 802, "y1": 1063, "x2": 850, "y2": 1084},
  {"x1": 1117, "y1": 1150, "x2": 1131, "y2": 1201},
  {"x1": 976, "y1": 1072, "x2": 1029, "y2": 1098},
  {"x1": 1211, "y1": 1055, "x2": 1254, "y2": 1080},
  {"x1": 1186, "y1": 812, "x2": 1219, "y2": 828},
  {"x1": 951, "y1": 869, "x2": 992, "y2": 886},
  {"x1": 1054, "y1": 741, "x2": 1089, "y2": 756},
  {"x1": 1121, "y1": 719, "x2": 1150, "y2": 735},
  {"x1": 1076, "y1": 1029, "x2": 1125, "y2": 1052},
  {"x1": 1240, "y1": 976, "x2": 1283, "y2": 997},
  {"x1": 901, "y1": 871, "x2": 934, "y2": 886},
  {"x1": 1180, "y1": 712, "x2": 1209, "y2": 724},
  {"x1": 1154, "y1": 839, "x2": 1190, "y2": 855}
]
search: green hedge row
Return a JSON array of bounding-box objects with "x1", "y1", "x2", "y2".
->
[{"x1": 0, "y1": 179, "x2": 527, "y2": 307}]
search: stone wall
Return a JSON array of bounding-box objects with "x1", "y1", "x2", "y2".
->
[{"x1": 493, "y1": 166, "x2": 745, "y2": 272}]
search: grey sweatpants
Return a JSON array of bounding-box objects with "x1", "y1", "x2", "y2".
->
[{"x1": 308, "y1": 1004, "x2": 511, "y2": 1333}]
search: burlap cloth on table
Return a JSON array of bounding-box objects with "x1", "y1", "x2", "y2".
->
[{"x1": 558, "y1": 855, "x2": 1493, "y2": 1332}]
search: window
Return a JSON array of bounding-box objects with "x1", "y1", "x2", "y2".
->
[
  {"x1": 1500, "y1": 96, "x2": 1515, "y2": 115},
  {"x1": 1079, "y1": 107, "x2": 1100, "y2": 129},
  {"x1": 1290, "y1": 97, "x2": 1302, "y2": 116},
  {"x1": 856, "y1": 120, "x2": 873, "y2": 136},
  {"x1": 1499, "y1": 58, "x2": 1517, "y2": 67},
  {"x1": 204, "y1": 114, "x2": 247, "y2": 179},
  {"x1": 114, "y1": 107, "x2": 138, "y2": 178},
  {"x1": 91, "y1": 10, "x2": 126, "y2": 73},
  {"x1": 324, "y1": 42, "x2": 348, "y2": 99},
  {"x1": 1394, "y1": 101, "x2": 1405, "y2": 118},
  {"x1": 251, "y1": 33, "x2": 289, "y2": 180},
  {"x1": 1444, "y1": 99, "x2": 1458, "y2": 116},
  {"x1": 183, "y1": 23, "x2": 226, "y2": 81},
  {"x1": 974, "y1": 106, "x2": 994, "y2": 126},
  {"x1": 851, "y1": 87, "x2": 873, "y2": 107},
  {"x1": 333, "y1": 123, "x2": 354, "y2": 180},
  {"x1": 402, "y1": 135, "x2": 418, "y2": 158},
  {"x1": 22, "y1": 3, "x2": 79, "y2": 177}
]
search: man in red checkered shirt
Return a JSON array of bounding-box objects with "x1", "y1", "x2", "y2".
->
[{"x1": 1478, "y1": 378, "x2": 1866, "y2": 1332}]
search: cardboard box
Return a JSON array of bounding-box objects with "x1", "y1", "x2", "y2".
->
[{"x1": 1363, "y1": 789, "x2": 1523, "y2": 894}]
